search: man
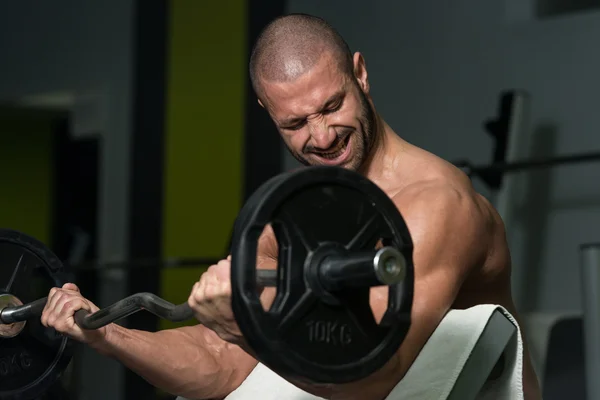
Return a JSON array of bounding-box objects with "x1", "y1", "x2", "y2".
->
[{"x1": 41, "y1": 13, "x2": 541, "y2": 400}]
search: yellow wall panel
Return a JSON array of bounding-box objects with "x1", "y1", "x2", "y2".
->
[
  {"x1": 0, "y1": 114, "x2": 54, "y2": 245},
  {"x1": 161, "y1": 0, "x2": 246, "y2": 329}
]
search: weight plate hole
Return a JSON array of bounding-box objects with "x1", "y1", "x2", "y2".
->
[
  {"x1": 370, "y1": 236, "x2": 393, "y2": 325},
  {"x1": 255, "y1": 225, "x2": 280, "y2": 313}
]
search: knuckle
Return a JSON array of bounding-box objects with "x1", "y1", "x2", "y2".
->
[
  {"x1": 62, "y1": 301, "x2": 75, "y2": 314},
  {"x1": 204, "y1": 283, "x2": 215, "y2": 298},
  {"x1": 46, "y1": 315, "x2": 56, "y2": 327},
  {"x1": 206, "y1": 265, "x2": 217, "y2": 275},
  {"x1": 197, "y1": 279, "x2": 208, "y2": 294},
  {"x1": 65, "y1": 293, "x2": 78, "y2": 302},
  {"x1": 221, "y1": 282, "x2": 232, "y2": 295},
  {"x1": 189, "y1": 291, "x2": 201, "y2": 305},
  {"x1": 195, "y1": 291, "x2": 207, "y2": 304},
  {"x1": 52, "y1": 321, "x2": 65, "y2": 331}
]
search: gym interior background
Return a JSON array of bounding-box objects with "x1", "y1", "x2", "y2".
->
[{"x1": 0, "y1": 0, "x2": 599, "y2": 398}]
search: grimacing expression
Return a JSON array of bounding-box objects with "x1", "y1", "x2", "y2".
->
[{"x1": 260, "y1": 55, "x2": 377, "y2": 171}]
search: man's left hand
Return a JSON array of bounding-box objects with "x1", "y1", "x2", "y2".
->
[{"x1": 187, "y1": 256, "x2": 244, "y2": 346}]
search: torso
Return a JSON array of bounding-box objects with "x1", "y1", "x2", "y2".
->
[{"x1": 249, "y1": 145, "x2": 541, "y2": 400}]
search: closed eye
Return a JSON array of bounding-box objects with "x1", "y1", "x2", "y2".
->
[
  {"x1": 280, "y1": 92, "x2": 345, "y2": 130},
  {"x1": 323, "y1": 99, "x2": 343, "y2": 114},
  {"x1": 282, "y1": 120, "x2": 307, "y2": 131}
]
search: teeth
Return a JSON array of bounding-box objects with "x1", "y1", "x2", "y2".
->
[
  {"x1": 321, "y1": 147, "x2": 344, "y2": 159},
  {"x1": 318, "y1": 137, "x2": 348, "y2": 159}
]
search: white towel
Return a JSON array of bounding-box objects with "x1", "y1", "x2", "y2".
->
[
  {"x1": 385, "y1": 304, "x2": 524, "y2": 400},
  {"x1": 224, "y1": 362, "x2": 324, "y2": 400},
  {"x1": 176, "y1": 304, "x2": 524, "y2": 400}
]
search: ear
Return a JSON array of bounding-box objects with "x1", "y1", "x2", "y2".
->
[
  {"x1": 257, "y1": 98, "x2": 265, "y2": 108},
  {"x1": 353, "y1": 52, "x2": 369, "y2": 94}
]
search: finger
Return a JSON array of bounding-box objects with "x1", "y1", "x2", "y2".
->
[
  {"x1": 203, "y1": 270, "x2": 222, "y2": 299},
  {"x1": 220, "y1": 275, "x2": 231, "y2": 296},
  {"x1": 189, "y1": 274, "x2": 210, "y2": 309},
  {"x1": 54, "y1": 298, "x2": 89, "y2": 332},
  {"x1": 41, "y1": 287, "x2": 58, "y2": 326},
  {"x1": 53, "y1": 292, "x2": 86, "y2": 318},
  {"x1": 45, "y1": 296, "x2": 69, "y2": 327},
  {"x1": 43, "y1": 288, "x2": 63, "y2": 324},
  {"x1": 62, "y1": 283, "x2": 80, "y2": 292},
  {"x1": 214, "y1": 261, "x2": 231, "y2": 282},
  {"x1": 213, "y1": 263, "x2": 231, "y2": 292},
  {"x1": 197, "y1": 272, "x2": 210, "y2": 302},
  {"x1": 191, "y1": 276, "x2": 214, "y2": 323},
  {"x1": 197, "y1": 262, "x2": 217, "y2": 281},
  {"x1": 199, "y1": 265, "x2": 219, "y2": 298},
  {"x1": 187, "y1": 282, "x2": 200, "y2": 307},
  {"x1": 45, "y1": 290, "x2": 87, "y2": 328},
  {"x1": 199, "y1": 275, "x2": 231, "y2": 320}
]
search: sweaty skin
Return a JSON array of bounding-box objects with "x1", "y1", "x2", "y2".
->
[{"x1": 41, "y1": 49, "x2": 542, "y2": 400}]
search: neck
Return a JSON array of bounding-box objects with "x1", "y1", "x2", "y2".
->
[{"x1": 358, "y1": 115, "x2": 407, "y2": 187}]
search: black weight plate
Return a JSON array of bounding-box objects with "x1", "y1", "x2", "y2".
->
[
  {"x1": 0, "y1": 229, "x2": 74, "y2": 400},
  {"x1": 230, "y1": 166, "x2": 414, "y2": 384},
  {"x1": 231, "y1": 172, "x2": 288, "y2": 245},
  {"x1": 229, "y1": 172, "x2": 291, "y2": 288}
]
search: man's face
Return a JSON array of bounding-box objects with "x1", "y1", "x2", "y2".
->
[{"x1": 259, "y1": 53, "x2": 376, "y2": 171}]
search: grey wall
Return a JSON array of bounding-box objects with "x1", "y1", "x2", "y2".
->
[
  {"x1": 286, "y1": 0, "x2": 600, "y2": 313},
  {"x1": 0, "y1": 0, "x2": 134, "y2": 261},
  {"x1": 0, "y1": 1, "x2": 135, "y2": 399}
]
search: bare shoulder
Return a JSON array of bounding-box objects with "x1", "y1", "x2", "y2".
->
[
  {"x1": 391, "y1": 175, "x2": 495, "y2": 276},
  {"x1": 333, "y1": 173, "x2": 503, "y2": 393},
  {"x1": 394, "y1": 176, "x2": 489, "y2": 224}
]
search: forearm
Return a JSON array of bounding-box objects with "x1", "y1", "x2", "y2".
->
[
  {"x1": 92, "y1": 324, "x2": 245, "y2": 399},
  {"x1": 88, "y1": 239, "x2": 274, "y2": 398}
]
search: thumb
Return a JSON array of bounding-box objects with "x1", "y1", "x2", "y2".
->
[{"x1": 62, "y1": 283, "x2": 80, "y2": 292}]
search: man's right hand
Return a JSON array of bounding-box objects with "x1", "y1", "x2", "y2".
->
[{"x1": 40, "y1": 283, "x2": 111, "y2": 346}]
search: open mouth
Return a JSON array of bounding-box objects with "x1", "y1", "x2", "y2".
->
[{"x1": 313, "y1": 135, "x2": 351, "y2": 161}]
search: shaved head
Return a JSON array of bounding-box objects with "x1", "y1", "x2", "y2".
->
[
  {"x1": 249, "y1": 13, "x2": 354, "y2": 101},
  {"x1": 249, "y1": 14, "x2": 378, "y2": 172}
]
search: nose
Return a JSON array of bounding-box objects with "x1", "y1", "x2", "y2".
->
[{"x1": 308, "y1": 117, "x2": 336, "y2": 150}]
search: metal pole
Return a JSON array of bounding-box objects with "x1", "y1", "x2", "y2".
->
[
  {"x1": 580, "y1": 243, "x2": 600, "y2": 400},
  {"x1": 493, "y1": 90, "x2": 530, "y2": 309},
  {"x1": 464, "y1": 150, "x2": 600, "y2": 176},
  {"x1": 494, "y1": 90, "x2": 530, "y2": 234}
]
